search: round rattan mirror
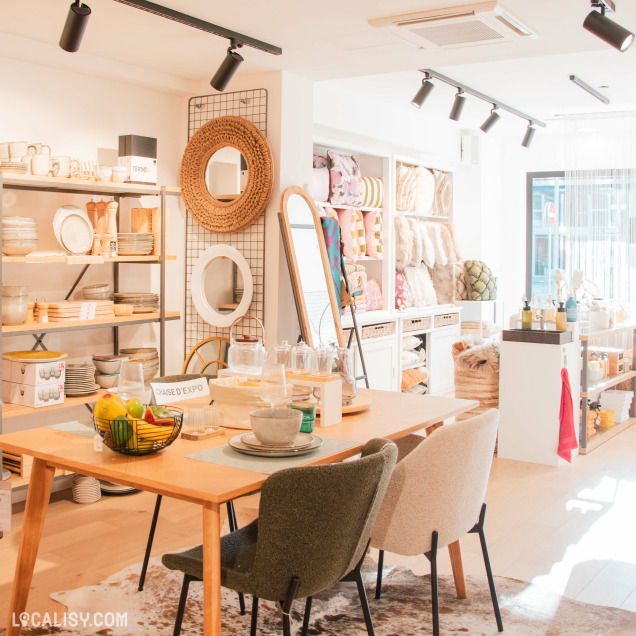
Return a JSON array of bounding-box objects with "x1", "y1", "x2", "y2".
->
[{"x1": 180, "y1": 116, "x2": 274, "y2": 233}]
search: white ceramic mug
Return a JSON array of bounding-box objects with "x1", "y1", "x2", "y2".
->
[
  {"x1": 31, "y1": 154, "x2": 52, "y2": 176},
  {"x1": 51, "y1": 156, "x2": 79, "y2": 178},
  {"x1": 27, "y1": 143, "x2": 51, "y2": 156},
  {"x1": 9, "y1": 141, "x2": 28, "y2": 160},
  {"x1": 20, "y1": 156, "x2": 33, "y2": 174},
  {"x1": 111, "y1": 166, "x2": 128, "y2": 182},
  {"x1": 0, "y1": 142, "x2": 9, "y2": 160}
]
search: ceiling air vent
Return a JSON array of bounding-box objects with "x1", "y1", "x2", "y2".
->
[{"x1": 368, "y1": 1, "x2": 537, "y2": 49}]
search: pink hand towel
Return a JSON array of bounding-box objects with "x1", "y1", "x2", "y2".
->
[{"x1": 558, "y1": 368, "x2": 578, "y2": 463}]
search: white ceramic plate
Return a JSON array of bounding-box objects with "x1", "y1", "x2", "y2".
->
[
  {"x1": 240, "y1": 432, "x2": 315, "y2": 450},
  {"x1": 53, "y1": 205, "x2": 93, "y2": 255},
  {"x1": 228, "y1": 433, "x2": 322, "y2": 457}
]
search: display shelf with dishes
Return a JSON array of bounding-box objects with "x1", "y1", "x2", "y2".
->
[
  {"x1": 0, "y1": 170, "x2": 182, "y2": 491},
  {"x1": 579, "y1": 321, "x2": 636, "y2": 454}
]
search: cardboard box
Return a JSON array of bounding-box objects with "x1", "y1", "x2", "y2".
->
[
  {"x1": 2, "y1": 358, "x2": 65, "y2": 386},
  {"x1": 2, "y1": 380, "x2": 65, "y2": 408},
  {"x1": 118, "y1": 134, "x2": 157, "y2": 185}
]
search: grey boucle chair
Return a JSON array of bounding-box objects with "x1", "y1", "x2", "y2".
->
[
  {"x1": 162, "y1": 437, "x2": 398, "y2": 636},
  {"x1": 371, "y1": 409, "x2": 502, "y2": 636}
]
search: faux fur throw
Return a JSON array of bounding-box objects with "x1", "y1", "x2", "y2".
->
[
  {"x1": 425, "y1": 222, "x2": 448, "y2": 267},
  {"x1": 430, "y1": 263, "x2": 456, "y2": 304},
  {"x1": 408, "y1": 216, "x2": 423, "y2": 266},
  {"x1": 439, "y1": 224, "x2": 457, "y2": 263},
  {"x1": 445, "y1": 222, "x2": 462, "y2": 261},
  {"x1": 404, "y1": 265, "x2": 437, "y2": 307},
  {"x1": 394, "y1": 215, "x2": 412, "y2": 270},
  {"x1": 420, "y1": 220, "x2": 436, "y2": 268}
]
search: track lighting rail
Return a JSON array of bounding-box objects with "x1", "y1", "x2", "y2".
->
[
  {"x1": 420, "y1": 69, "x2": 546, "y2": 128},
  {"x1": 111, "y1": 0, "x2": 282, "y2": 55}
]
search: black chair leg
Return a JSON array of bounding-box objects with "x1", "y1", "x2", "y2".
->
[
  {"x1": 354, "y1": 567, "x2": 376, "y2": 636},
  {"x1": 375, "y1": 549, "x2": 384, "y2": 599},
  {"x1": 250, "y1": 596, "x2": 259, "y2": 636},
  {"x1": 301, "y1": 596, "x2": 312, "y2": 636},
  {"x1": 139, "y1": 494, "x2": 162, "y2": 591},
  {"x1": 429, "y1": 531, "x2": 440, "y2": 636},
  {"x1": 225, "y1": 501, "x2": 246, "y2": 616},
  {"x1": 173, "y1": 573, "x2": 193, "y2": 636},
  {"x1": 281, "y1": 576, "x2": 300, "y2": 636},
  {"x1": 471, "y1": 503, "x2": 504, "y2": 632}
]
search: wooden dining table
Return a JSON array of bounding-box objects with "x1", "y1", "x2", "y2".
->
[{"x1": 1, "y1": 388, "x2": 477, "y2": 636}]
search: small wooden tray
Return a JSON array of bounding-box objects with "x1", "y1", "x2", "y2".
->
[
  {"x1": 181, "y1": 427, "x2": 225, "y2": 440},
  {"x1": 316, "y1": 393, "x2": 371, "y2": 416}
]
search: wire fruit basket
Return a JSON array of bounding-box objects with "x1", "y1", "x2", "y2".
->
[{"x1": 93, "y1": 406, "x2": 183, "y2": 456}]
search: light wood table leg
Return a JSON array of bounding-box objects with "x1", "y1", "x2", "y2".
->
[
  {"x1": 448, "y1": 540, "x2": 467, "y2": 599},
  {"x1": 5, "y1": 458, "x2": 55, "y2": 636},
  {"x1": 203, "y1": 502, "x2": 222, "y2": 636}
]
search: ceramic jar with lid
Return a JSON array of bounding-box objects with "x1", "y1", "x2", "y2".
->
[{"x1": 2, "y1": 285, "x2": 28, "y2": 325}]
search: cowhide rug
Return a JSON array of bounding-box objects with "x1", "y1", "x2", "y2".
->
[{"x1": 3, "y1": 556, "x2": 635, "y2": 635}]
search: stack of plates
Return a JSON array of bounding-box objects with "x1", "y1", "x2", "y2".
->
[
  {"x1": 2, "y1": 217, "x2": 38, "y2": 256},
  {"x1": 53, "y1": 205, "x2": 94, "y2": 255},
  {"x1": 0, "y1": 161, "x2": 28, "y2": 174},
  {"x1": 118, "y1": 233, "x2": 154, "y2": 256},
  {"x1": 72, "y1": 475, "x2": 102, "y2": 504},
  {"x1": 48, "y1": 300, "x2": 115, "y2": 322},
  {"x1": 113, "y1": 292, "x2": 159, "y2": 313},
  {"x1": 119, "y1": 347, "x2": 159, "y2": 381},
  {"x1": 82, "y1": 283, "x2": 111, "y2": 300},
  {"x1": 228, "y1": 432, "x2": 323, "y2": 457},
  {"x1": 64, "y1": 363, "x2": 100, "y2": 396}
]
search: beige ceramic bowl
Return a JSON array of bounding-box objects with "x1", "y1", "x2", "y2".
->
[
  {"x1": 249, "y1": 408, "x2": 302, "y2": 446},
  {"x1": 95, "y1": 373, "x2": 119, "y2": 388},
  {"x1": 114, "y1": 304, "x2": 134, "y2": 316}
]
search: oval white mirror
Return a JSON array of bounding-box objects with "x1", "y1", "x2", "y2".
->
[{"x1": 191, "y1": 244, "x2": 253, "y2": 328}]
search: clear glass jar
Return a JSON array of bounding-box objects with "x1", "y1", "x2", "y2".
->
[{"x1": 2, "y1": 285, "x2": 28, "y2": 325}]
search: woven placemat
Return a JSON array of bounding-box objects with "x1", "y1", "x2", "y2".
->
[{"x1": 180, "y1": 115, "x2": 274, "y2": 233}]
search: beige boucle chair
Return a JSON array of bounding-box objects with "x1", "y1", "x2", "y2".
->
[{"x1": 371, "y1": 409, "x2": 503, "y2": 636}]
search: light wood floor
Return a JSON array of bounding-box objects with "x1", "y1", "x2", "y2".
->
[{"x1": 1, "y1": 424, "x2": 636, "y2": 622}]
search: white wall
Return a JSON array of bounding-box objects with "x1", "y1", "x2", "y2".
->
[{"x1": 0, "y1": 56, "x2": 188, "y2": 432}]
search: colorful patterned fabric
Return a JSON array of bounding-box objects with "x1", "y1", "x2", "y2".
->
[
  {"x1": 321, "y1": 217, "x2": 342, "y2": 313},
  {"x1": 313, "y1": 154, "x2": 327, "y2": 168},
  {"x1": 310, "y1": 167, "x2": 330, "y2": 202},
  {"x1": 337, "y1": 209, "x2": 353, "y2": 258},
  {"x1": 363, "y1": 209, "x2": 383, "y2": 259},
  {"x1": 327, "y1": 150, "x2": 363, "y2": 206},
  {"x1": 395, "y1": 269, "x2": 413, "y2": 310},
  {"x1": 361, "y1": 177, "x2": 384, "y2": 209},
  {"x1": 395, "y1": 162, "x2": 417, "y2": 212},
  {"x1": 353, "y1": 210, "x2": 366, "y2": 258}
]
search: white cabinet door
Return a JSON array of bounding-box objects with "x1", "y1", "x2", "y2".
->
[
  {"x1": 428, "y1": 325, "x2": 460, "y2": 395},
  {"x1": 355, "y1": 338, "x2": 398, "y2": 392}
]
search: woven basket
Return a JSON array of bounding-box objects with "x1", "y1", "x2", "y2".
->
[{"x1": 180, "y1": 116, "x2": 274, "y2": 233}]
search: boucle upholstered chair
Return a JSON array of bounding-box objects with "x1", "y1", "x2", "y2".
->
[
  {"x1": 163, "y1": 438, "x2": 397, "y2": 636},
  {"x1": 371, "y1": 410, "x2": 502, "y2": 636}
]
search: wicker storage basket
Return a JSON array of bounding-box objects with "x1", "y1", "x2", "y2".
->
[
  {"x1": 209, "y1": 376, "x2": 292, "y2": 429},
  {"x1": 452, "y1": 339, "x2": 499, "y2": 421}
]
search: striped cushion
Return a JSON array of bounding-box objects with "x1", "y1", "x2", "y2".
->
[
  {"x1": 361, "y1": 177, "x2": 384, "y2": 209},
  {"x1": 363, "y1": 210, "x2": 383, "y2": 259},
  {"x1": 396, "y1": 162, "x2": 417, "y2": 212},
  {"x1": 310, "y1": 167, "x2": 330, "y2": 202}
]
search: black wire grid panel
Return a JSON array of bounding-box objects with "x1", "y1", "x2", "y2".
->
[{"x1": 185, "y1": 89, "x2": 268, "y2": 352}]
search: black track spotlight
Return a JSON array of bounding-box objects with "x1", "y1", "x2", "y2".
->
[
  {"x1": 210, "y1": 43, "x2": 244, "y2": 92},
  {"x1": 584, "y1": 4, "x2": 634, "y2": 52},
  {"x1": 521, "y1": 123, "x2": 536, "y2": 148},
  {"x1": 411, "y1": 79, "x2": 434, "y2": 109},
  {"x1": 59, "y1": 1, "x2": 91, "y2": 53},
  {"x1": 480, "y1": 107, "x2": 501, "y2": 133},
  {"x1": 449, "y1": 90, "x2": 466, "y2": 121}
]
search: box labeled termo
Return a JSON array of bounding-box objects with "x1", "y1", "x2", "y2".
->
[{"x1": 118, "y1": 135, "x2": 157, "y2": 184}]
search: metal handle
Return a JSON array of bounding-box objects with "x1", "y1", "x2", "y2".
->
[{"x1": 229, "y1": 313, "x2": 265, "y2": 343}]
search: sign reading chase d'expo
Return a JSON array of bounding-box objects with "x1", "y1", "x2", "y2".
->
[{"x1": 150, "y1": 378, "x2": 209, "y2": 405}]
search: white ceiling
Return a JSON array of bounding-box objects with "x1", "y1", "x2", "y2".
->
[{"x1": 2, "y1": 0, "x2": 636, "y2": 117}]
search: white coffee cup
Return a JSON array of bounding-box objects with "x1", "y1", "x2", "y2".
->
[
  {"x1": 98, "y1": 165, "x2": 112, "y2": 182},
  {"x1": 27, "y1": 143, "x2": 51, "y2": 156},
  {"x1": 0, "y1": 142, "x2": 9, "y2": 160},
  {"x1": 9, "y1": 141, "x2": 28, "y2": 160},
  {"x1": 111, "y1": 166, "x2": 128, "y2": 182},
  {"x1": 20, "y1": 156, "x2": 33, "y2": 174},
  {"x1": 51, "y1": 156, "x2": 79, "y2": 178},
  {"x1": 31, "y1": 154, "x2": 52, "y2": 176}
]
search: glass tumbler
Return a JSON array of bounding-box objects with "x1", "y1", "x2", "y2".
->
[{"x1": 117, "y1": 360, "x2": 145, "y2": 402}]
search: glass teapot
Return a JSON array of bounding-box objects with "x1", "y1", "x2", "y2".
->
[{"x1": 227, "y1": 314, "x2": 267, "y2": 374}]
